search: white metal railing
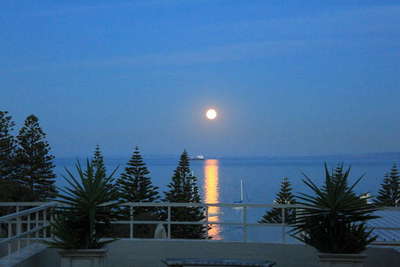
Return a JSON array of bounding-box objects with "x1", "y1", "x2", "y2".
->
[
  {"x1": 0, "y1": 202, "x2": 57, "y2": 261},
  {"x1": 0, "y1": 202, "x2": 305, "y2": 244},
  {"x1": 0, "y1": 202, "x2": 399, "y2": 249},
  {"x1": 118, "y1": 202, "x2": 307, "y2": 242},
  {"x1": 367, "y1": 207, "x2": 400, "y2": 246},
  {"x1": 114, "y1": 203, "x2": 400, "y2": 245}
]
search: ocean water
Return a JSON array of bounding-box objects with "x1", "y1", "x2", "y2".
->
[{"x1": 54, "y1": 155, "x2": 400, "y2": 241}]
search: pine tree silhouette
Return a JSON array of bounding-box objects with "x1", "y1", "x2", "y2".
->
[
  {"x1": 117, "y1": 146, "x2": 160, "y2": 237},
  {"x1": 164, "y1": 150, "x2": 207, "y2": 239},
  {"x1": 0, "y1": 111, "x2": 16, "y2": 181},
  {"x1": 14, "y1": 115, "x2": 57, "y2": 201},
  {"x1": 92, "y1": 144, "x2": 106, "y2": 179},
  {"x1": 375, "y1": 163, "x2": 400, "y2": 207},
  {"x1": 259, "y1": 177, "x2": 296, "y2": 224}
]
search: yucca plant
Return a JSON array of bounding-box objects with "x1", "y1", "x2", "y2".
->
[
  {"x1": 290, "y1": 163, "x2": 379, "y2": 254},
  {"x1": 46, "y1": 160, "x2": 121, "y2": 249}
]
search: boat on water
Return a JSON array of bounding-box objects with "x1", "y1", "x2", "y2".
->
[
  {"x1": 233, "y1": 179, "x2": 246, "y2": 210},
  {"x1": 190, "y1": 155, "x2": 205, "y2": 160}
]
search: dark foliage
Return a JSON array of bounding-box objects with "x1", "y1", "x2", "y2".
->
[
  {"x1": 14, "y1": 115, "x2": 57, "y2": 201},
  {"x1": 164, "y1": 150, "x2": 207, "y2": 239},
  {"x1": 259, "y1": 177, "x2": 296, "y2": 224},
  {"x1": 46, "y1": 161, "x2": 121, "y2": 249},
  {"x1": 0, "y1": 111, "x2": 16, "y2": 181},
  {"x1": 0, "y1": 179, "x2": 37, "y2": 202},
  {"x1": 331, "y1": 163, "x2": 348, "y2": 188},
  {"x1": 117, "y1": 146, "x2": 160, "y2": 237},
  {"x1": 375, "y1": 163, "x2": 400, "y2": 207},
  {"x1": 92, "y1": 144, "x2": 107, "y2": 180},
  {"x1": 0, "y1": 179, "x2": 37, "y2": 223},
  {"x1": 290, "y1": 163, "x2": 378, "y2": 254}
]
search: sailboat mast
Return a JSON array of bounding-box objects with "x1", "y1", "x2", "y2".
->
[{"x1": 240, "y1": 179, "x2": 244, "y2": 202}]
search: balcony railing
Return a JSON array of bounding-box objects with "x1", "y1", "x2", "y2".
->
[
  {"x1": 0, "y1": 202, "x2": 57, "y2": 263},
  {"x1": 117, "y1": 202, "x2": 307, "y2": 242},
  {"x1": 0, "y1": 201, "x2": 399, "y2": 263}
]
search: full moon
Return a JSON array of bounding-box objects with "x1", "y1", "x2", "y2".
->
[{"x1": 206, "y1": 109, "x2": 217, "y2": 120}]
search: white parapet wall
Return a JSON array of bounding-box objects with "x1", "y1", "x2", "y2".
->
[{"x1": 14, "y1": 240, "x2": 400, "y2": 267}]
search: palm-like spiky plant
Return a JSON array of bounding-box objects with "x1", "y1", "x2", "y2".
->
[
  {"x1": 290, "y1": 163, "x2": 379, "y2": 254},
  {"x1": 47, "y1": 160, "x2": 121, "y2": 249}
]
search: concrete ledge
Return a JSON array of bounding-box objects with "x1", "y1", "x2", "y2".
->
[
  {"x1": 0, "y1": 243, "x2": 47, "y2": 267},
  {"x1": 15, "y1": 240, "x2": 400, "y2": 267},
  {"x1": 107, "y1": 240, "x2": 400, "y2": 267}
]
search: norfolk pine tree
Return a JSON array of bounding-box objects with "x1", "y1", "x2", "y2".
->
[
  {"x1": 375, "y1": 163, "x2": 400, "y2": 207},
  {"x1": 92, "y1": 144, "x2": 107, "y2": 179},
  {"x1": 164, "y1": 150, "x2": 207, "y2": 239},
  {"x1": 328, "y1": 163, "x2": 360, "y2": 199},
  {"x1": 331, "y1": 163, "x2": 347, "y2": 187},
  {"x1": 0, "y1": 111, "x2": 16, "y2": 181},
  {"x1": 259, "y1": 177, "x2": 296, "y2": 224},
  {"x1": 0, "y1": 111, "x2": 36, "y2": 219},
  {"x1": 14, "y1": 115, "x2": 57, "y2": 201},
  {"x1": 117, "y1": 146, "x2": 160, "y2": 237},
  {"x1": 91, "y1": 145, "x2": 117, "y2": 192}
]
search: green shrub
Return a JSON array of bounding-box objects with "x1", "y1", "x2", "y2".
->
[{"x1": 46, "y1": 161, "x2": 121, "y2": 249}]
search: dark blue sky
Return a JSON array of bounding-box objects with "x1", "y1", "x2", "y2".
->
[{"x1": 1, "y1": 0, "x2": 399, "y2": 158}]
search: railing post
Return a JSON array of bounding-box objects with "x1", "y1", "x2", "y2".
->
[
  {"x1": 27, "y1": 212, "x2": 31, "y2": 248},
  {"x1": 167, "y1": 206, "x2": 171, "y2": 239},
  {"x1": 8, "y1": 222, "x2": 12, "y2": 262},
  {"x1": 35, "y1": 211, "x2": 39, "y2": 239},
  {"x1": 205, "y1": 205, "x2": 209, "y2": 239},
  {"x1": 16, "y1": 204, "x2": 20, "y2": 234},
  {"x1": 50, "y1": 206, "x2": 54, "y2": 238},
  {"x1": 281, "y1": 207, "x2": 286, "y2": 243},
  {"x1": 130, "y1": 206, "x2": 133, "y2": 239},
  {"x1": 16, "y1": 205, "x2": 20, "y2": 238},
  {"x1": 43, "y1": 209, "x2": 47, "y2": 239},
  {"x1": 243, "y1": 206, "x2": 248, "y2": 242},
  {"x1": 16, "y1": 211, "x2": 21, "y2": 254}
]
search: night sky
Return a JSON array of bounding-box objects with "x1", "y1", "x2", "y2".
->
[{"x1": 1, "y1": 0, "x2": 399, "y2": 157}]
